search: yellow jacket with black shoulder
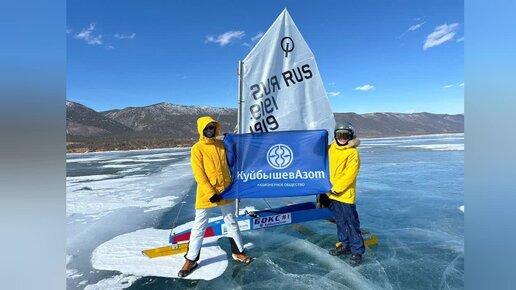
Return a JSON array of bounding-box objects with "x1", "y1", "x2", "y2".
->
[
  {"x1": 190, "y1": 116, "x2": 234, "y2": 209},
  {"x1": 328, "y1": 138, "x2": 361, "y2": 204}
]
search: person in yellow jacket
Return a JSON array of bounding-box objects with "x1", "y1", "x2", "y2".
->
[
  {"x1": 178, "y1": 116, "x2": 252, "y2": 278},
  {"x1": 325, "y1": 122, "x2": 365, "y2": 267}
]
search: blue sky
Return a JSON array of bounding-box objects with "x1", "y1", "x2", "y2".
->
[{"x1": 67, "y1": 0, "x2": 463, "y2": 114}]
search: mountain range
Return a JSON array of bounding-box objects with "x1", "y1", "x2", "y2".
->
[{"x1": 66, "y1": 101, "x2": 463, "y2": 152}]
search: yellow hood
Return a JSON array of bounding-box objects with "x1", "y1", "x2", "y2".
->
[{"x1": 197, "y1": 116, "x2": 221, "y2": 142}]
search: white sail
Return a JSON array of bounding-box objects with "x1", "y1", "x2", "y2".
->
[{"x1": 240, "y1": 9, "x2": 335, "y2": 142}]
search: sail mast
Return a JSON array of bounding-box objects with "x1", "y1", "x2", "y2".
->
[{"x1": 235, "y1": 60, "x2": 244, "y2": 216}]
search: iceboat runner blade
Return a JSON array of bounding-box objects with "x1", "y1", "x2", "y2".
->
[
  {"x1": 364, "y1": 234, "x2": 378, "y2": 247},
  {"x1": 335, "y1": 234, "x2": 379, "y2": 248},
  {"x1": 142, "y1": 243, "x2": 189, "y2": 258}
]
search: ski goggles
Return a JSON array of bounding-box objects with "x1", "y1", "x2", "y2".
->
[
  {"x1": 335, "y1": 129, "x2": 352, "y2": 140},
  {"x1": 204, "y1": 124, "x2": 216, "y2": 131}
]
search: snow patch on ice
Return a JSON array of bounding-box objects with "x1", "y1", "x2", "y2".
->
[
  {"x1": 67, "y1": 159, "x2": 192, "y2": 219},
  {"x1": 118, "y1": 167, "x2": 145, "y2": 174},
  {"x1": 169, "y1": 162, "x2": 191, "y2": 167},
  {"x1": 67, "y1": 191, "x2": 181, "y2": 219},
  {"x1": 142, "y1": 196, "x2": 184, "y2": 212},
  {"x1": 67, "y1": 268, "x2": 83, "y2": 279},
  {"x1": 91, "y1": 228, "x2": 230, "y2": 281}
]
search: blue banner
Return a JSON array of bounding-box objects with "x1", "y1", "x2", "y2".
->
[{"x1": 220, "y1": 130, "x2": 332, "y2": 199}]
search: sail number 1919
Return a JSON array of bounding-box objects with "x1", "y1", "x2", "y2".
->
[
  {"x1": 249, "y1": 95, "x2": 279, "y2": 133},
  {"x1": 250, "y1": 115, "x2": 279, "y2": 133}
]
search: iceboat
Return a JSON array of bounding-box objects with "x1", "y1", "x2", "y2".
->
[
  {"x1": 143, "y1": 9, "x2": 377, "y2": 259},
  {"x1": 143, "y1": 201, "x2": 377, "y2": 258}
]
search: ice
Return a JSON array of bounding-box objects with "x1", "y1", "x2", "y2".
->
[
  {"x1": 361, "y1": 133, "x2": 463, "y2": 141},
  {"x1": 66, "y1": 255, "x2": 83, "y2": 279},
  {"x1": 361, "y1": 137, "x2": 463, "y2": 144},
  {"x1": 361, "y1": 143, "x2": 398, "y2": 146},
  {"x1": 67, "y1": 179, "x2": 182, "y2": 218},
  {"x1": 91, "y1": 228, "x2": 231, "y2": 280},
  {"x1": 84, "y1": 274, "x2": 140, "y2": 290},
  {"x1": 230, "y1": 231, "x2": 389, "y2": 289},
  {"x1": 101, "y1": 164, "x2": 141, "y2": 169},
  {"x1": 67, "y1": 148, "x2": 197, "y2": 289},
  {"x1": 117, "y1": 167, "x2": 145, "y2": 174},
  {"x1": 101, "y1": 158, "x2": 173, "y2": 163},
  {"x1": 123, "y1": 152, "x2": 190, "y2": 159},
  {"x1": 67, "y1": 157, "x2": 107, "y2": 163},
  {"x1": 398, "y1": 144, "x2": 464, "y2": 151},
  {"x1": 66, "y1": 152, "x2": 192, "y2": 219},
  {"x1": 360, "y1": 134, "x2": 464, "y2": 152},
  {"x1": 67, "y1": 269, "x2": 83, "y2": 279},
  {"x1": 67, "y1": 136, "x2": 463, "y2": 289},
  {"x1": 67, "y1": 174, "x2": 118, "y2": 183},
  {"x1": 459, "y1": 205, "x2": 464, "y2": 213},
  {"x1": 167, "y1": 162, "x2": 191, "y2": 167}
]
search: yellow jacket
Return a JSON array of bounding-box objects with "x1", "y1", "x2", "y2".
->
[
  {"x1": 191, "y1": 116, "x2": 234, "y2": 209},
  {"x1": 328, "y1": 138, "x2": 361, "y2": 204}
]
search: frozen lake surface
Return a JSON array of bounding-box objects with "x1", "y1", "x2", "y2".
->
[{"x1": 67, "y1": 134, "x2": 464, "y2": 289}]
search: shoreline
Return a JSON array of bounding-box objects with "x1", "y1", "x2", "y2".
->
[
  {"x1": 361, "y1": 132, "x2": 464, "y2": 141},
  {"x1": 66, "y1": 132, "x2": 463, "y2": 155}
]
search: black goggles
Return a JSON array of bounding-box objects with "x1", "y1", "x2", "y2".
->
[
  {"x1": 205, "y1": 124, "x2": 216, "y2": 131},
  {"x1": 335, "y1": 129, "x2": 351, "y2": 140}
]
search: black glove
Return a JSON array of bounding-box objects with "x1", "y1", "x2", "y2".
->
[
  {"x1": 209, "y1": 194, "x2": 222, "y2": 203},
  {"x1": 319, "y1": 193, "x2": 331, "y2": 208}
]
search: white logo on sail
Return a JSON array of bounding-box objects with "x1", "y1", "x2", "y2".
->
[{"x1": 267, "y1": 144, "x2": 294, "y2": 169}]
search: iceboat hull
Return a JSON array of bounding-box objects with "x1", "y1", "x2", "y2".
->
[{"x1": 170, "y1": 202, "x2": 333, "y2": 244}]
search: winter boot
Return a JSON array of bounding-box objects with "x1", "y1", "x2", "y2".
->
[
  {"x1": 350, "y1": 253, "x2": 362, "y2": 267},
  {"x1": 329, "y1": 245, "x2": 350, "y2": 256},
  {"x1": 177, "y1": 259, "x2": 198, "y2": 278}
]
